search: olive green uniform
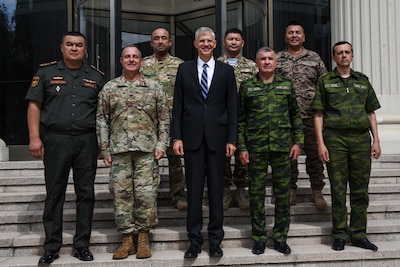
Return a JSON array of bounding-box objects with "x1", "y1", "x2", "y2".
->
[
  {"x1": 312, "y1": 68, "x2": 381, "y2": 241},
  {"x1": 141, "y1": 54, "x2": 186, "y2": 204},
  {"x1": 237, "y1": 74, "x2": 303, "y2": 242},
  {"x1": 25, "y1": 60, "x2": 105, "y2": 251}
]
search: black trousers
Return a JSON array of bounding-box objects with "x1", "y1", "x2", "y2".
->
[
  {"x1": 42, "y1": 132, "x2": 97, "y2": 251},
  {"x1": 183, "y1": 138, "x2": 225, "y2": 248}
]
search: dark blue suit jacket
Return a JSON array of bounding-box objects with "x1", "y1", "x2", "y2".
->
[{"x1": 172, "y1": 59, "x2": 237, "y2": 151}]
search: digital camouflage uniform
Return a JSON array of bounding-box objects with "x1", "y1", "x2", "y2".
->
[
  {"x1": 276, "y1": 48, "x2": 327, "y2": 191},
  {"x1": 237, "y1": 73, "x2": 304, "y2": 242},
  {"x1": 312, "y1": 68, "x2": 381, "y2": 241},
  {"x1": 217, "y1": 54, "x2": 258, "y2": 189},
  {"x1": 96, "y1": 75, "x2": 170, "y2": 233},
  {"x1": 141, "y1": 54, "x2": 186, "y2": 204}
]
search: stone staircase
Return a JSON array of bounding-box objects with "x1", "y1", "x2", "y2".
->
[{"x1": 0, "y1": 155, "x2": 400, "y2": 266}]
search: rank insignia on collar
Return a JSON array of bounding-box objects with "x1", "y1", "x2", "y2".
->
[{"x1": 31, "y1": 76, "x2": 40, "y2": 87}]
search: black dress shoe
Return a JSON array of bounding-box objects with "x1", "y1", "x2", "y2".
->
[
  {"x1": 38, "y1": 249, "x2": 59, "y2": 265},
  {"x1": 184, "y1": 245, "x2": 201, "y2": 258},
  {"x1": 273, "y1": 240, "x2": 291, "y2": 255},
  {"x1": 209, "y1": 245, "x2": 223, "y2": 257},
  {"x1": 252, "y1": 241, "x2": 266, "y2": 255},
  {"x1": 352, "y1": 238, "x2": 378, "y2": 251},
  {"x1": 74, "y1": 247, "x2": 94, "y2": 261},
  {"x1": 332, "y1": 238, "x2": 346, "y2": 251}
]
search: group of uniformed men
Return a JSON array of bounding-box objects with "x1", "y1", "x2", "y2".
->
[{"x1": 26, "y1": 20, "x2": 381, "y2": 265}]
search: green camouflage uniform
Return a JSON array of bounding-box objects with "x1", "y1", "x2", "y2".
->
[
  {"x1": 312, "y1": 68, "x2": 381, "y2": 241},
  {"x1": 276, "y1": 48, "x2": 327, "y2": 190},
  {"x1": 217, "y1": 54, "x2": 258, "y2": 188},
  {"x1": 96, "y1": 75, "x2": 169, "y2": 233},
  {"x1": 237, "y1": 74, "x2": 304, "y2": 242},
  {"x1": 141, "y1": 54, "x2": 186, "y2": 203}
]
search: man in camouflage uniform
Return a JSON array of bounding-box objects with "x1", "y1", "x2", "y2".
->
[
  {"x1": 238, "y1": 47, "x2": 303, "y2": 255},
  {"x1": 97, "y1": 45, "x2": 169, "y2": 260},
  {"x1": 313, "y1": 41, "x2": 381, "y2": 252},
  {"x1": 141, "y1": 28, "x2": 187, "y2": 210},
  {"x1": 217, "y1": 28, "x2": 258, "y2": 210},
  {"x1": 276, "y1": 21, "x2": 328, "y2": 210}
]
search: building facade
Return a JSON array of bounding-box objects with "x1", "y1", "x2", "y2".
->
[{"x1": 0, "y1": 0, "x2": 398, "y2": 159}]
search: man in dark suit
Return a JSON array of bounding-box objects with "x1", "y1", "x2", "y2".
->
[{"x1": 172, "y1": 26, "x2": 237, "y2": 258}]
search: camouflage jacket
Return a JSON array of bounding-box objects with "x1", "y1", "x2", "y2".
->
[
  {"x1": 217, "y1": 54, "x2": 258, "y2": 91},
  {"x1": 276, "y1": 48, "x2": 327, "y2": 119},
  {"x1": 237, "y1": 73, "x2": 304, "y2": 154},
  {"x1": 312, "y1": 68, "x2": 381, "y2": 130},
  {"x1": 141, "y1": 54, "x2": 183, "y2": 111},
  {"x1": 96, "y1": 75, "x2": 170, "y2": 157}
]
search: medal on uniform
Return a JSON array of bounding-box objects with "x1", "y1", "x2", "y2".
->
[{"x1": 56, "y1": 86, "x2": 60, "y2": 92}]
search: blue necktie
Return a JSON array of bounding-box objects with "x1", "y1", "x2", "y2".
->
[{"x1": 201, "y1": 63, "x2": 208, "y2": 98}]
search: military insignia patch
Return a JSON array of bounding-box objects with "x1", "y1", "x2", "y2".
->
[{"x1": 31, "y1": 76, "x2": 40, "y2": 87}]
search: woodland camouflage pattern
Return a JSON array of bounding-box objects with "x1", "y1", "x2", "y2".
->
[
  {"x1": 312, "y1": 67, "x2": 381, "y2": 241},
  {"x1": 237, "y1": 73, "x2": 303, "y2": 154},
  {"x1": 237, "y1": 73, "x2": 303, "y2": 242}
]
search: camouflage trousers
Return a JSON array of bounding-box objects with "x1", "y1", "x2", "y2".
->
[
  {"x1": 291, "y1": 117, "x2": 325, "y2": 190},
  {"x1": 166, "y1": 146, "x2": 186, "y2": 203},
  {"x1": 248, "y1": 152, "x2": 290, "y2": 243},
  {"x1": 109, "y1": 151, "x2": 160, "y2": 233},
  {"x1": 224, "y1": 149, "x2": 249, "y2": 188},
  {"x1": 324, "y1": 129, "x2": 371, "y2": 241}
]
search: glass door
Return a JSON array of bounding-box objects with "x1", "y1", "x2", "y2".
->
[{"x1": 76, "y1": 0, "x2": 268, "y2": 79}]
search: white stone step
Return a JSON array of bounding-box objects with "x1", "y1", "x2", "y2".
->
[{"x1": 1, "y1": 241, "x2": 400, "y2": 267}]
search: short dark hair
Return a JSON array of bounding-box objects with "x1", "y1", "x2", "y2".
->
[
  {"x1": 332, "y1": 41, "x2": 353, "y2": 55},
  {"x1": 224, "y1": 28, "x2": 243, "y2": 38},
  {"x1": 61, "y1": 31, "x2": 87, "y2": 44},
  {"x1": 285, "y1": 20, "x2": 305, "y2": 33}
]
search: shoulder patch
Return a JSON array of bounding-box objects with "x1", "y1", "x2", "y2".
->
[
  {"x1": 31, "y1": 76, "x2": 40, "y2": 87},
  {"x1": 39, "y1": 61, "x2": 57, "y2": 67},
  {"x1": 90, "y1": 65, "x2": 105, "y2": 76}
]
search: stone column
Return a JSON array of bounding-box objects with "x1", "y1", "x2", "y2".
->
[{"x1": 330, "y1": 0, "x2": 400, "y2": 154}]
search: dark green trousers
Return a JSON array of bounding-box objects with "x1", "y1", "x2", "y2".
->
[
  {"x1": 42, "y1": 132, "x2": 97, "y2": 251},
  {"x1": 248, "y1": 152, "x2": 290, "y2": 243},
  {"x1": 324, "y1": 129, "x2": 371, "y2": 241}
]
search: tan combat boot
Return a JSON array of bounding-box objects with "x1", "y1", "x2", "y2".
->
[
  {"x1": 312, "y1": 190, "x2": 328, "y2": 210},
  {"x1": 223, "y1": 187, "x2": 232, "y2": 210},
  {"x1": 136, "y1": 230, "x2": 152, "y2": 259},
  {"x1": 235, "y1": 187, "x2": 249, "y2": 210},
  {"x1": 290, "y1": 189, "x2": 297, "y2": 206},
  {"x1": 112, "y1": 233, "x2": 135, "y2": 260}
]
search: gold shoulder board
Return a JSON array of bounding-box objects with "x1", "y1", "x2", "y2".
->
[
  {"x1": 90, "y1": 65, "x2": 105, "y2": 76},
  {"x1": 39, "y1": 61, "x2": 57, "y2": 67}
]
